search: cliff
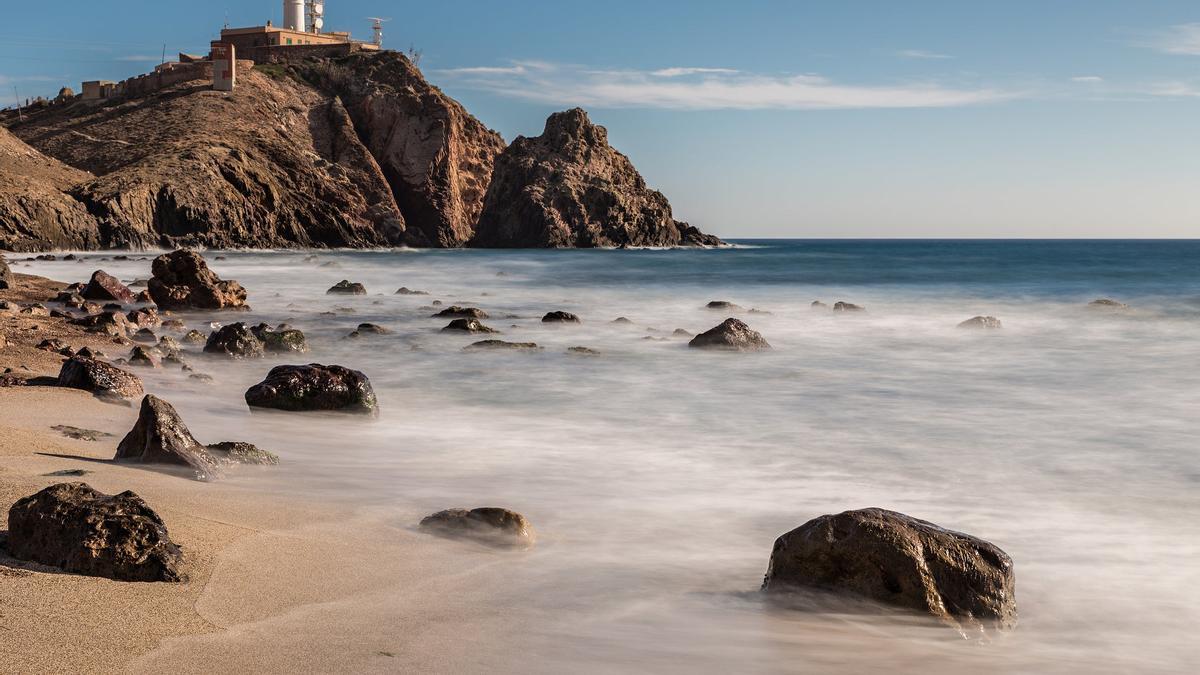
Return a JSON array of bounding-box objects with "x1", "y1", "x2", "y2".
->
[
  {"x1": 473, "y1": 109, "x2": 720, "y2": 248},
  {"x1": 1, "y1": 54, "x2": 717, "y2": 250}
]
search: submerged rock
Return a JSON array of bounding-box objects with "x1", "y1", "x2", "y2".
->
[
  {"x1": 5, "y1": 482, "x2": 183, "y2": 582},
  {"x1": 433, "y1": 306, "x2": 488, "y2": 319},
  {"x1": 1088, "y1": 298, "x2": 1129, "y2": 310},
  {"x1": 542, "y1": 311, "x2": 581, "y2": 323},
  {"x1": 706, "y1": 301, "x2": 742, "y2": 311},
  {"x1": 688, "y1": 318, "x2": 771, "y2": 352},
  {"x1": 245, "y1": 364, "x2": 378, "y2": 415},
  {"x1": 833, "y1": 301, "x2": 866, "y2": 313},
  {"x1": 464, "y1": 340, "x2": 540, "y2": 351},
  {"x1": 811, "y1": 301, "x2": 828, "y2": 309},
  {"x1": 81, "y1": 270, "x2": 134, "y2": 304},
  {"x1": 762, "y1": 508, "x2": 1016, "y2": 634},
  {"x1": 567, "y1": 346, "x2": 600, "y2": 355},
  {"x1": 419, "y1": 507, "x2": 536, "y2": 548},
  {"x1": 204, "y1": 323, "x2": 265, "y2": 359},
  {"x1": 148, "y1": 250, "x2": 248, "y2": 310},
  {"x1": 442, "y1": 318, "x2": 497, "y2": 334},
  {"x1": 57, "y1": 356, "x2": 144, "y2": 399},
  {"x1": 958, "y1": 316, "x2": 1003, "y2": 330},
  {"x1": 395, "y1": 287, "x2": 428, "y2": 296},
  {"x1": 327, "y1": 280, "x2": 367, "y2": 295},
  {"x1": 205, "y1": 441, "x2": 279, "y2": 465}
]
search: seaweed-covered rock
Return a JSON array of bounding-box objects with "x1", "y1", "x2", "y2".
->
[
  {"x1": 81, "y1": 270, "x2": 134, "y2": 304},
  {"x1": 542, "y1": 311, "x2": 580, "y2": 323},
  {"x1": 419, "y1": 507, "x2": 535, "y2": 548},
  {"x1": 5, "y1": 482, "x2": 183, "y2": 582},
  {"x1": 203, "y1": 323, "x2": 265, "y2": 359},
  {"x1": 148, "y1": 250, "x2": 248, "y2": 310},
  {"x1": 57, "y1": 356, "x2": 144, "y2": 398},
  {"x1": 762, "y1": 508, "x2": 1016, "y2": 634},
  {"x1": 688, "y1": 318, "x2": 771, "y2": 352},
  {"x1": 244, "y1": 364, "x2": 377, "y2": 415}
]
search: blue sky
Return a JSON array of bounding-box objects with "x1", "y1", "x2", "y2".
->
[{"x1": 3, "y1": 1, "x2": 1199, "y2": 238}]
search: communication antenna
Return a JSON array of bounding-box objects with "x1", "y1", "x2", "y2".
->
[
  {"x1": 307, "y1": 1, "x2": 325, "y2": 33},
  {"x1": 367, "y1": 17, "x2": 391, "y2": 47}
]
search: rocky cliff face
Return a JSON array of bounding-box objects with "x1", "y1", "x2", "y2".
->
[
  {"x1": 296, "y1": 52, "x2": 507, "y2": 247},
  {"x1": 473, "y1": 109, "x2": 721, "y2": 248},
  {"x1": 0, "y1": 127, "x2": 101, "y2": 251}
]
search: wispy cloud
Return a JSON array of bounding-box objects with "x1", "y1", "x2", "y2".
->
[
  {"x1": 898, "y1": 49, "x2": 953, "y2": 60},
  {"x1": 116, "y1": 55, "x2": 162, "y2": 62},
  {"x1": 437, "y1": 61, "x2": 1014, "y2": 110},
  {"x1": 1145, "y1": 23, "x2": 1200, "y2": 55},
  {"x1": 1071, "y1": 76, "x2": 1104, "y2": 83},
  {"x1": 1145, "y1": 80, "x2": 1200, "y2": 97}
]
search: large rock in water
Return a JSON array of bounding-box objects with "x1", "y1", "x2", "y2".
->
[
  {"x1": 472, "y1": 108, "x2": 721, "y2": 248},
  {"x1": 114, "y1": 394, "x2": 222, "y2": 478},
  {"x1": 245, "y1": 364, "x2": 378, "y2": 415},
  {"x1": 762, "y1": 508, "x2": 1017, "y2": 634},
  {"x1": 419, "y1": 507, "x2": 536, "y2": 548},
  {"x1": 5, "y1": 482, "x2": 183, "y2": 582},
  {"x1": 204, "y1": 323, "x2": 264, "y2": 359},
  {"x1": 148, "y1": 250, "x2": 248, "y2": 310},
  {"x1": 688, "y1": 318, "x2": 771, "y2": 351},
  {"x1": 57, "y1": 356, "x2": 144, "y2": 399},
  {"x1": 298, "y1": 51, "x2": 507, "y2": 247}
]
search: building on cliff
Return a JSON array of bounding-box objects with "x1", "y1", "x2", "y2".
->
[{"x1": 218, "y1": 0, "x2": 379, "y2": 64}]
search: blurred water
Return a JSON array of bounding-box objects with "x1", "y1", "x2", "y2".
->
[{"x1": 21, "y1": 240, "x2": 1200, "y2": 673}]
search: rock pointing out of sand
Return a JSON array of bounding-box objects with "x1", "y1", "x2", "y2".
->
[
  {"x1": 5, "y1": 482, "x2": 183, "y2": 582},
  {"x1": 762, "y1": 508, "x2": 1016, "y2": 634},
  {"x1": 115, "y1": 394, "x2": 224, "y2": 479},
  {"x1": 419, "y1": 507, "x2": 536, "y2": 548}
]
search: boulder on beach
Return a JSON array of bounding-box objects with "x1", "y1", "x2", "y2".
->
[
  {"x1": 958, "y1": 316, "x2": 1003, "y2": 330},
  {"x1": 441, "y1": 318, "x2": 497, "y2": 334},
  {"x1": 833, "y1": 301, "x2": 865, "y2": 312},
  {"x1": 147, "y1": 250, "x2": 248, "y2": 310},
  {"x1": 762, "y1": 508, "x2": 1016, "y2": 634},
  {"x1": 57, "y1": 356, "x2": 144, "y2": 399},
  {"x1": 5, "y1": 482, "x2": 183, "y2": 582},
  {"x1": 115, "y1": 394, "x2": 222, "y2": 477},
  {"x1": 245, "y1": 364, "x2": 378, "y2": 415},
  {"x1": 204, "y1": 323, "x2": 265, "y2": 359},
  {"x1": 542, "y1": 311, "x2": 581, "y2": 323},
  {"x1": 433, "y1": 306, "x2": 488, "y2": 319},
  {"x1": 464, "y1": 340, "x2": 541, "y2": 351},
  {"x1": 81, "y1": 270, "x2": 134, "y2": 304},
  {"x1": 419, "y1": 507, "x2": 536, "y2": 548},
  {"x1": 688, "y1": 318, "x2": 771, "y2": 352}
]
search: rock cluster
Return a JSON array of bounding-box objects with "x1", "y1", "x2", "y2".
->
[
  {"x1": 148, "y1": 250, "x2": 247, "y2": 310},
  {"x1": 5, "y1": 482, "x2": 183, "y2": 582}
]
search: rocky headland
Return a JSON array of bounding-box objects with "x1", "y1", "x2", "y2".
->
[{"x1": 0, "y1": 52, "x2": 720, "y2": 251}]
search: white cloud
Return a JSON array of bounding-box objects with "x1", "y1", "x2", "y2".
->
[
  {"x1": 899, "y1": 49, "x2": 953, "y2": 60},
  {"x1": 1149, "y1": 23, "x2": 1200, "y2": 55},
  {"x1": 1072, "y1": 76, "x2": 1104, "y2": 83},
  {"x1": 1145, "y1": 81, "x2": 1200, "y2": 97},
  {"x1": 437, "y1": 62, "x2": 1013, "y2": 110}
]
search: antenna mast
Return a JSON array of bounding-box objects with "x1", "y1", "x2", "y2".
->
[{"x1": 367, "y1": 17, "x2": 391, "y2": 47}]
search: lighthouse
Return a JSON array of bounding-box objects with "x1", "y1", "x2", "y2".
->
[{"x1": 283, "y1": 0, "x2": 305, "y2": 31}]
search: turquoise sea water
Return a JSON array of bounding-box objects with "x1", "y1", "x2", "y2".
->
[{"x1": 20, "y1": 240, "x2": 1200, "y2": 673}]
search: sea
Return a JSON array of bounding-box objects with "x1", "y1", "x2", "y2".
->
[{"x1": 19, "y1": 239, "x2": 1200, "y2": 673}]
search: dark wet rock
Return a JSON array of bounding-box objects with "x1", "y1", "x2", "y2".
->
[
  {"x1": 1088, "y1": 298, "x2": 1129, "y2": 310},
  {"x1": 72, "y1": 310, "x2": 131, "y2": 336},
  {"x1": 129, "y1": 279, "x2": 150, "y2": 288},
  {"x1": 464, "y1": 340, "x2": 541, "y2": 351},
  {"x1": 542, "y1": 311, "x2": 580, "y2": 323},
  {"x1": 958, "y1": 316, "x2": 1003, "y2": 330},
  {"x1": 132, "y1": 328, "x2": 158, "y2": 343},
  {"x1": 611, "y1": 317, "x2": 633, "y2": 325},
  {"x1": 205, "y1": 441, "x2": 279, "y2": 466},
  {"x1": 148, "y1": 250, "x2": 248, "y2": 311},
  {"x1": 253, "y1": 327, "x2": 309, "y2": 354},
  {"x1": 52, "y1": 425, "x2": 114, "y2": 442},
  {"x1": 433, "y1": 306, "x2": 488, "y2": 319},
  {"x1": 161, "y1": 318, "x2": 185, "y2": 331},
  {"x1": 567, "y1": 346, "x2": 600, "y2": 355},
  {"x1": 127, "y1": 345, "x2": 161, "y2": 368},
  {"x1": 75, "y1": 346, "x2": 102, "y2": 359},
  {"x1": 672, "y1": 328, "x2": 692, "y2": 337},
  {"x1": 327, "y1": 280, "x2": 367, "y2": 295},
  {"x1": 762, "y1": 508, "x2": 1016, "y2": 634},
  {"x1": 348, "y1": 323, "x2": 390, "y2": 338},
  {"x1": 441, "y1": 318, "x2": 497, "y2": 334},
  {"x1": 419, "y1": 507, "x2": 535, "y2": 548},
  {"x1": 115, "y1": 395, "x2": 221, "y2": 477},
  {"x1": 688, "y1": 318, "x2": 771, "y2": 352},
  {"x1": 81, "y1": 270, "x2": 134, "y2": 304},
  {"x1": 245, "y1": 364, "x2": 378, "y2": 415},
  {"x1": 833, "y1": 301, "x2": 865, "y2": 313},
  {"x1": 706, "y1": 301, "x2": 742, "y2": 311},
  {"x1": 5, "y1": 482, "x2": 183, "y2": 582},
  {"x1": 57, "y1": 356, "x2": 144, "y2": 399},
  {"x1": 102, "y1": 302, "x2": 122, "y2": 311},
  {"x1": 126, "y1": 307, "x2": 161, "y2": 328},
  {"x1": 182, "y1": 329, "x2": 207, "y2": 344},
  {"x1": 395, "y1": 287, "x2": 428, "y2": 295},
  {"x1": 203, "y1": 323, "x2": 265, "y2": 359},
  {"x1": 811, "y1": 301, "x2": 829, "y2": 309}
]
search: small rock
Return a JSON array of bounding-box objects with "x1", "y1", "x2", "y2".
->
[
  {"x1": 204, "y1": 323, "x2": 265, "y2": 359},
  {"x1": 611, "y1": 317, "x2": 633, "y2": 324},
  {"x1": 395, "y1": 287, "x2": 429, "y2": 295},
  {"x1": 419, "y1": 508, "x2": 535, "y2": 548},
  {"x1": 542, "y1": 311, "x2": 580, "y2": 323},
  {"x1": 327, "y1": 280, "x2": 367, "y2": 295},
  {"x1": 433, "y1": 306, "x2": 488, "y2": 319},
  {"x1": 182, "y1": 329, "x2": 207, "y2": 344},
  {"x1": 688, "y1": 318, "x2": 771, "y2": 352},
  {"x1": 958, "y1": 316, "x2": 1003, "y2": 330},
  {"x1": 811, "y1": 301, "x2": 828, "y2": 309},
  {"x1": 706, "y1": 301, "x2": 742, "y2": 311},
  {"x1": 441, "y1": 318, "x2": 497, "y2": 334},
  {"x1": 672, "y1": 328, "x2": 692, "y2": 337},
  {"x1": 464, "y1": 340, "x2": 540, "y2": 351},
  {"x1": 833, "y1": 301, "x2": 865, "y2": 312},
  {"x1": 132, "y1": 328, "x2": 158, "y2": 343}
]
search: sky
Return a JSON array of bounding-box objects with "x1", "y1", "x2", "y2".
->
[{"x1": 2, "y1": 1, "x2": 1199, "y2": 238}]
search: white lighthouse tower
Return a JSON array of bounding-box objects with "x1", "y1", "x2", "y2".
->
[{"x1": 283, "y1": 0, "x2": 305, "y2": 31}]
